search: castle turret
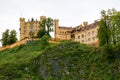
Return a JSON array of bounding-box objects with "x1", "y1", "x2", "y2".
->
[
  {"x1": 40, "y1": 16, "x2": 46, "y2": 22},
  {"x1": 54, "y1": 19, "x2": 59, "y2": 38},
  {"x1": 20, "y1": 18, "x2": 25, "y2": 22},
  {"x1": 20, "y1": 18, "x2": 25, "y2": 40}
]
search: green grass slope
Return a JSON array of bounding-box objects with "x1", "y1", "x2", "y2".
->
[{"x1": 0, "y1": 40, "x2": 120, "y2": 80}]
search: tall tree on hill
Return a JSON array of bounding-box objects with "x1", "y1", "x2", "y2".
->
[
  {"x1": 46, "y1": 17, "x2": 54, "y2": 35},
  {"x1": 8, "y1": 30, "x2": 18, "y2": 45},
  {"x1": 1, "y1": 29, "x2": 10, "y2": 46},
  {"x1": 111, "y1": 11, "x2": 120, "y2": 44},
  {"x1": 37, "y1": 17, "x2": 54, "y2": 38},
  {"x1": 1, "y1": 29, "x2": 17, "y2": 47},
  {"x1": 98, "y1": 8, "x2": 120, "y2": 46}
]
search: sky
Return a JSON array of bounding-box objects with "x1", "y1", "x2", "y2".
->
[{"x1": 0, "y1": 0, "x2": 120, "y2": 46}]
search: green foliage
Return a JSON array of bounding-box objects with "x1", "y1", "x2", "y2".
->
[
  {"x1": 40, "y1": 35, "x2": 50, "y2": 49},
  {"x1": 38, "y1": 17, "x2": 54, "y2": 38},
  {"x1": 45, "y1": 17, "x2": 54, "y2": 33},
  {"x1": 111, "y1": 12, "x2": 120, "y2": 44},
  {"x1": 98, "y1": 8, "x2": 120, "y2": 46},
  {"x1": 8, "y1": 30, "x2": 18, "y2": 45},
  {"x1": 1, "y1": 29, "x2": 17, "y2": 46},
  {"x1": 98, "y1": 19, "x2": 111, "y2": 46},
  {"x1": 37, "y1": 29, "x2": 46, "y2": 38},
  {"x1": 0, "y1": 41, "x2": 120, "y2": 79},
  {"x1": 1, "y1": 29, "x2": 9, "y2": 46}
]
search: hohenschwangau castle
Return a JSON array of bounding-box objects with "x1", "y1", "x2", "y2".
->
[{"x1": 20, "y1": 16, "x2": 99, "y2": 47}]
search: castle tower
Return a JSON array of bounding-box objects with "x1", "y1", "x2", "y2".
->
[
  {"x1": 40, "y1": 16, "x2": 46, "y2": 22},
  {"x1": 54, "y1": 19, "x2": 59, "y2": 38},
  {"x1": 20, "y1": 18, "x2": 25, "y2": 40}
]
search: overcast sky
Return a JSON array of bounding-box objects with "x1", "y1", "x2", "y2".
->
[{"x1": 0, "y1": 0, "x2": 120, "y2": 46}]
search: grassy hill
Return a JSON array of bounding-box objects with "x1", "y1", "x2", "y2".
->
[{"x1": 0, "y1": 40, "x2": 120, "y2": 80}]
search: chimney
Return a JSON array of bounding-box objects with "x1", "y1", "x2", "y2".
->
[{"x1": 83, "y1": 22, "x2": 88, "y2": 26}]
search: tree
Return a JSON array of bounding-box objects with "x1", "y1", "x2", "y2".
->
[
  {"x1": 37, "y1": 17, "x2": 54, "y2": 38},
  {"x1": 98, "y1": 8, "x2": 120, "y2": 46},
  {"x1": 111, "y1": 12, "x2": 120, "y2": 44},
  {"x1": 8, "y1": 30, "x2": 18, "y2": 45},
  {"x1": 1, "y1": 29, "x2": 9, "y2": 46},
  {"x1": 1, "y1": 29, "x2": 17, "y2": 46},
  {"x1": 46, "y1": 17, "x2": 54, "y2": 34},
  {"x1": 98, "y1": 19, "x2": 110, "y2": 46},
  {"x1": 37, "y1": 29, "x2": 46, "y2": 38},
  {"x1": 40, "y1": 35, "x2": 50, "y2": 49}
]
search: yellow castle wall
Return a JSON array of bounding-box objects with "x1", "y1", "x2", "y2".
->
[{"x1": 20, "y1": 16, "x2": 46, "y2": 40}]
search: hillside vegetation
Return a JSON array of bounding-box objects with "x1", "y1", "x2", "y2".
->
[{"x1": 0, "y1": 40, "x2": 120, "y2": 80}]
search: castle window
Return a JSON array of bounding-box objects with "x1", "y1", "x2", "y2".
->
[
  {"x1": 30, "y1": 25, "x2": 33, "y2": 29},
  {"x1": 24, "y1": 30, "x2": 27, "y2": 33},
  {"x1": 24, "y1": 26, "x2": 27, "y2": 29},
  {"x1": 88, "y1": 32, "x2": 90, "y2": 36},
  {"x1": 78, "y1": 36, "x2": 80, "y2": 39},
  {"x1": 92, "y1": 31, "x2": 95, "y2": 35},
  {"x1": 81, "y1": 34, "x2": 84, "y2": 38},
  {"x1": 82, "y1": 40, "x2": 84, "y2": 43},
  {"x1": 92, "y1": 37, "x2": 95, "y2": 41},
  {"x1": 88, "y1": 38, "x2": 91, "y2": 42}
]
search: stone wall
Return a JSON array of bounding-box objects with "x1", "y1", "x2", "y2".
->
[{"x1": 0, "y1": 39, "x2": 27, "y2": 51}]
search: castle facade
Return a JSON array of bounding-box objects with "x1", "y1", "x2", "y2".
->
[
  {"x1": 54, "y1": 19, "x2": 99, "y2": 46},
  {"x1": 20, "y1": 16, "x2": 99, "y2": 46},
  {"x1": 20, "y1": 16, "x2": 46, "y2": 40}
]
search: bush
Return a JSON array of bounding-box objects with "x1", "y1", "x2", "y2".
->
[{"x1": 40, "y1": 35, "x2": 50, "y2": 49}]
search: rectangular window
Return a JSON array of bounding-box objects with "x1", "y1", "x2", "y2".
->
[
  {"x1": 78, "y1": 36, "x2": 80, "y2": 39},
  {"x1": 92, "y1": 37, "x2": 95, "y2": 41},
  {"x1": 82, "y1": 40, "x2": 84, "y2": 43},
  {"x1": 88, "y1": 32, "x2": 90, "y2": 36},
  {"x1": 88, "y1": 38, "x2": 91, "y2": 42},
  {"x1": 24, "y1": 30, "x2": 27, "y2": 33}
]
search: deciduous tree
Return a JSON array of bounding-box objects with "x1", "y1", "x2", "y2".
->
[
  {"x1": 37, "y1": 17, "x2": 54, "y2": 38},
  {"x1": 1, "y1": 29, "x2": 9, "y2": 46},
  {"x1": 1, "y1": 29, "x2": 17, "y2": 46},
  {"x1": 98, "y1": 8, "x2": 120, "y2": 46}
]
